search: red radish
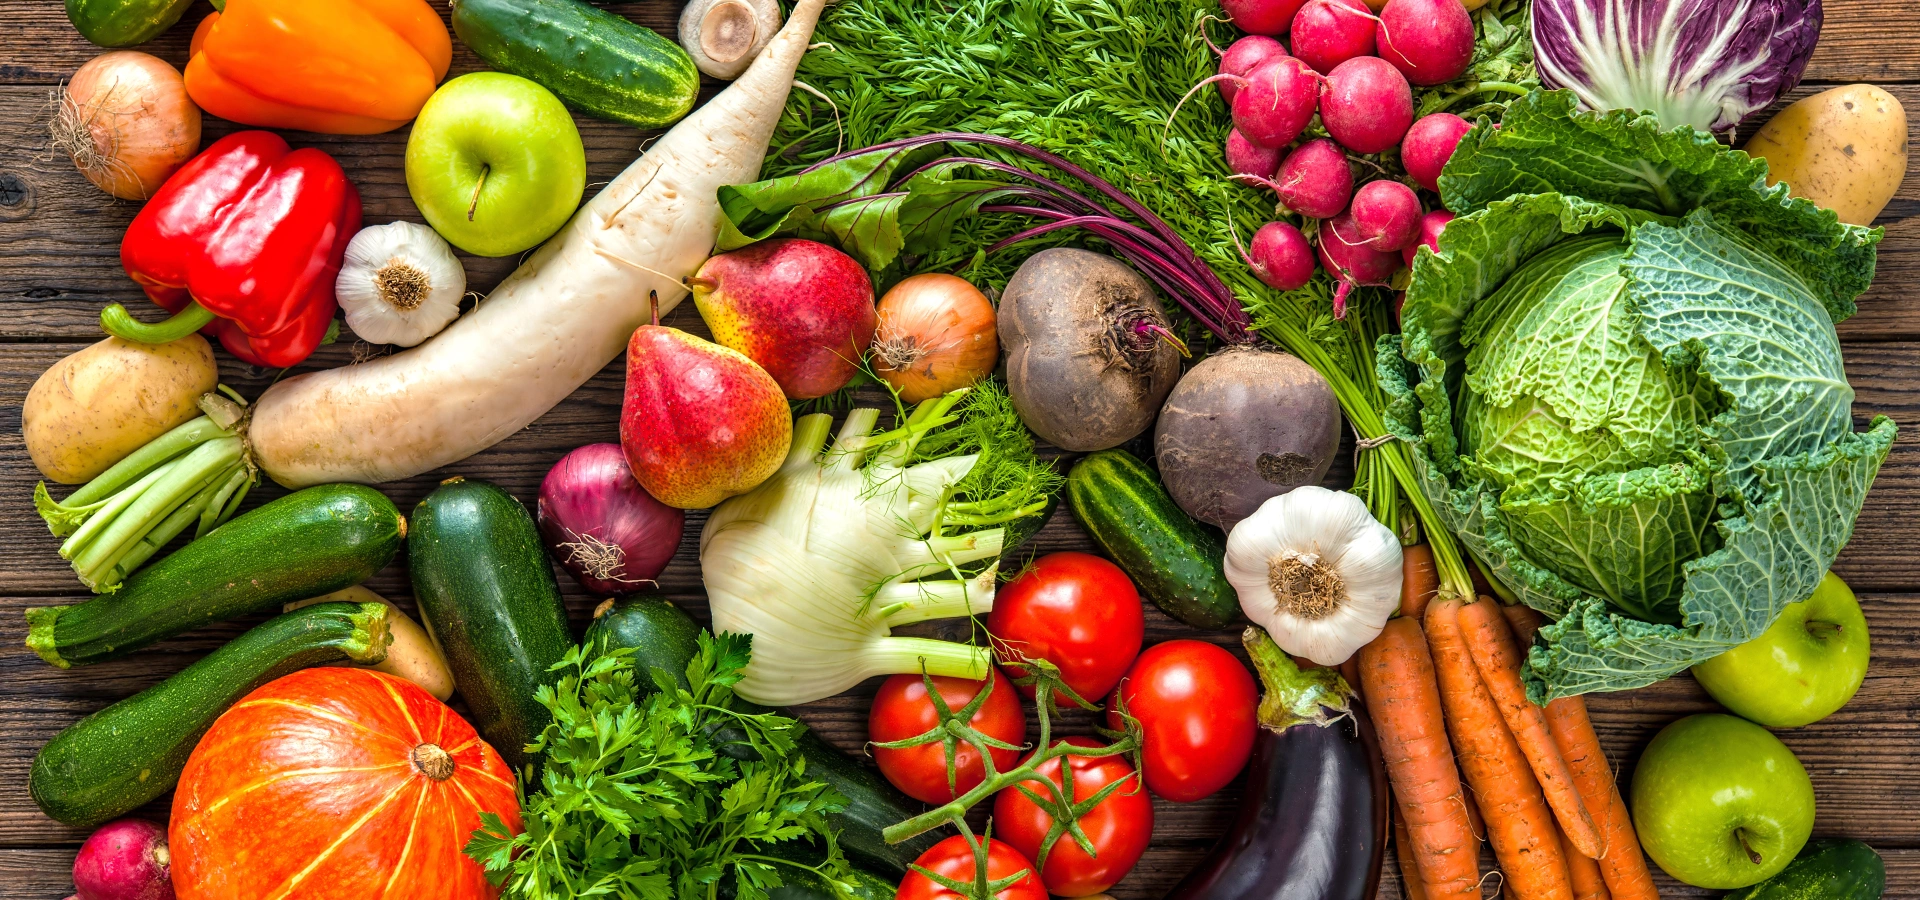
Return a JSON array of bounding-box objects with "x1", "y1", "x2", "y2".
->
[
  {"x1": 1318, "y1": 211, "x2": 1403, "y2": 316},
  {"x1": 1376, "y1": 0, "x2": 1474, "y2": 85},
  {"x1": 1401, "y1": 112, "x2": 1473, "y2": 191},
  {"x1": 1273, "y1": 138, "x2": 1353, "y2": 218},
  {"x1": 1217, "y1": 35, "x2": 1287, "y2": 104},
  {"x1": 72, "y1": 819, "x2": 173, "y2": 900},
  {"x1": 1244, "y1": 221, "x2": 1317, "y2": 291},
  {"x1": 1223, "y1": 0, "x2": 1312, "y2": 36},
  {"x1": 1350, "y1": 180, "x2": 1423, "y2": 251},
  {"x1": 1320, "y1": 56, "x2": 1413, "y2": 154},
  {"x1": 1290, "y1": 0, "x2": 1377, "y2": 74},
  {"x1": 1226, "y1": 128, "x2": 1283, "y2": 180},
  {"x1": 1174, "y1": 56, "x2": 1320, "y2": 150},
  {"x1": 1403, "y1": 209, "x2": 1455, "y2": 267}
]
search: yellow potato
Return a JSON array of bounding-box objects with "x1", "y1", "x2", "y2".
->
[
  {"x1": 23, "y1": 334, "x2": 218, "y2": 484},
  {"x1": 1744, "y1": 84, "x2": 1910, "y2": 227},
  {"x1": 289, "y1": 586, "x2": 457, "y2": 701}
]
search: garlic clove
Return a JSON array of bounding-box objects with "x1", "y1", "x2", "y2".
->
[{"x1": 335, "y1": 221, "x2": 467, "y2": 348}]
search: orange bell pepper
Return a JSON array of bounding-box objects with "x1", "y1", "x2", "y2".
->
[{"x1": 184, "y1": 0, "x2": 451, "y2": 135}]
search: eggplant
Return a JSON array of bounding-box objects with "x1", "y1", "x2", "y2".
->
[{"x1": 1166, "y1": 629, "x2": 1388, "y2": 900}]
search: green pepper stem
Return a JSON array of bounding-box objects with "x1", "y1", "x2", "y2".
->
[{"x1": 100, "y1": 300, "x2": 217, "y2": 345}]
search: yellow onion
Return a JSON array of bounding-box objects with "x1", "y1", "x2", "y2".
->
[
  {"x1": 51, "y1": 51, "x2": 201, "y2": 201},
  {"x1": 872, "y1": 273, "x2": 998, "y2": 403}
]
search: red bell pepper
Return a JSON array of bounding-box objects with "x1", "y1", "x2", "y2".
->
[{"x1": 108, "y1": 131, "x2": 362, "y2": 369}]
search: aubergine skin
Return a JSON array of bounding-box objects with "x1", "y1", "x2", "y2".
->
[
  {"x1": 999, "y1": 248, "x2": 1181, "y2": 451},
  {"x1": 1154, "y1": 345, "x2": 1342, "y2": 530},
  {"x1": 1166, "y1": 712, "x2": 1388, "y2": 900}
]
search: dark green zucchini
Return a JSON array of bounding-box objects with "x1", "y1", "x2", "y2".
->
[
  {"x1": 410, "y1": 477, "x2": 573, "y2": 770},
  {"x1": 1067, "y1": 449, "x2": 1240, "y2": 628},
  {"x1": 1726, "y1": 840, "x2": 1886, "y2": 900},
  {"x1": 25, "y1": 484, "x2": 405, "y2": 669},
  {"x1": 587, "y1": 597, "x2": 937, "y2": 875},
  {"x1": 30, "y1": 601, "x2": 391, "y2": 827},
  {"x1": 450, "y1": 0, "x2": 700, "y2": 128},
  {"x1": 65, "y1": 0, "x2": 194, "y2": 48}
]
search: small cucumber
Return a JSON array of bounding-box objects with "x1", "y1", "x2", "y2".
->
[
  {"x1": 450, "y1": 0, "x2": 701, "y2": 129},
  {"x1": 30, "y1": 601, "x2": 391, "y2": 827},
  {"x1": 410, "y1": 477, "x2": 573, "y2": 770},
  {"x1": 585, "y1": 596, "x2": 703, "y2": 689},
  {"x1": 26, "y1": 484, "x2": 405, "y2": 668},
  {"x1": 1067, "y1": 449, "x2": 1240, "y2": 628},
  {"x1": 65, "y1": 0, "x2": 195, "y2": 48},
  {"x1": 1726, "y1": 840, "x2": 1886, "y2": 900}
]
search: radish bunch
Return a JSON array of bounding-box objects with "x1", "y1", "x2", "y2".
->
[{"x1": 1198, "y1": 0, "x2": 1479, "y2": 311}]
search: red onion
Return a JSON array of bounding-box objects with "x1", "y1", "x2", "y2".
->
[
  {"x1": 537, "y1": 443, "x2": 685, "y2": 595},
  {"x1": 72, "y1": 819, "x2": 172, "y2": 900}
]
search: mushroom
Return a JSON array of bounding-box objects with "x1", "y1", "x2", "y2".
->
[{"x1": 679, "y1": 0, "x2": 781, "y2": 80}]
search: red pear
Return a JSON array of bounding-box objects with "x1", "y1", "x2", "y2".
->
[
  {"x1": 690, "y1": 238, "x2": 878, "y2": 399},
  {"x1": 620, "y1": 296, "x2": 791, "y2": 510}
]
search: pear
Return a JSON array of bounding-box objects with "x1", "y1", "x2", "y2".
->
[
  {"x1": 620, "y1": 295, "x2": 792, "y2": 509},
  {"x1": 690, "y1": 238, "x2": 877, "y2": 400}
]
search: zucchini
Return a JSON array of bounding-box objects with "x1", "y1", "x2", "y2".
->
[
  {"x1": 65, "y1": 0, "x2": 193, "y2": 48},
  {"x1": 30, "y1": 601, "x2": 391, "y2": 827},
  {"x1": 450, "y1": 0, "x2": 701, "y2": 129},
  {"x1": 410, "y1": 477, "x2": 573, "y2": 770},
  {"x1": 587, "y1": 597, "x2": 938, "y2": 875},
  {"x1": 25, "y1": 484, "x2": 405, "y2": 668},
  {"x1": 1726, "y1": 840, "x2": 1886, "y2": 900},
  {"x1": 1067, "y1": 448, "x2": 1240, "y2": 628}
]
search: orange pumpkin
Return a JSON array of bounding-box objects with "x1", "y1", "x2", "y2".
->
[{"x1": 170, "y1": 667, "x2": 521, "y2": 900}]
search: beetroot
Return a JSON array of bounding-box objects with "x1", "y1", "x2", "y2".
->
[
  {"x1": 72, "y1": 819, "x2": 172, "y2": 900},
  {"x1": 1350, "y1": 180, "x2": 1422, "y2": 251},
  {"x1": 1376, "y1": 0, "x2": 1474, "y2": 85},
  {"x1": 1232, "y1": 56, "x2": 1321, "y2": 148},
  {"x1": 1401, "y1": 112, "x2": 1473, "y2": 191},
  {"x1": 1223, "y1": 0, "x2": 1312, "y2": 36},
  {"x1": 1403, "y1": 209, "x2": 1455, "y2": 267},
  {"x1": 1226, "y1": 128, "x2": 1283, "y2": 180},
  {"x1": 1320, "y1": 56, "x2": 1414, "y2": 154},
  {"x1": 1273, "y1": 138, "x2": 1353, "y2": 218},
  {"x1": 1217, "y1": 35, "x2": 1287, "y2": 104},
  {"x1": 1290, "y1": 0, "x2": 1377, "y2": 74},
  {"x1": 1245, "y1": 221, "x2": 1317, "y2": 291},
  {"x1": 1317, "y1": 210, "x2": 1404, "y2": 316}
]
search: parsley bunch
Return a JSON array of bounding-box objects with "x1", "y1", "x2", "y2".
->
[{"x1": 466, "y1": 633, "x2": 859, "y2": 900}]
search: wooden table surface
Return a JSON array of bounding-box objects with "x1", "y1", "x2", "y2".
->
[{"x1": 3, "y1": 2, "x2": 1918, "y2": 897}]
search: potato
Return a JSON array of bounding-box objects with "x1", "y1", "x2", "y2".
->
[
  {"x1": 23, "y1": 334, "x2": 218, "y2": 484},
  {"x1": 1744, "y1": 84, "x2": 1909, "y2": 227}
]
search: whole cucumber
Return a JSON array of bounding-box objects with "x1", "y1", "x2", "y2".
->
[
  {"x1": 65, "y1": 0, "x2": 195, "y2": 48},
  {"x1": 25, "y1": 484, "x2": 405, "y2": 668},
  {"x1": 1068, "y1": 449, "x2": 1240, "y2": 628},
  {"x1": 410, "y1": 477, "x2": 573, "y2": 769},
  {"x1": 31, "y1": 601, "x2": 391, "y2": 827},
  {"x1": 450, "y1": 0, "x2": 700, "y2": 129}
]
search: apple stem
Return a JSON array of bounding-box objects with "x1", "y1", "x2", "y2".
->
[
  {"x1": 467, "y1": 164, "x2": 490, "y2": 223},
  {"x1": 1736, "y1": 828, "x2": 1765, "y2": 866},
  {"x1": 1805, "y1": 620, "x2": 1842, "y2": 639}
]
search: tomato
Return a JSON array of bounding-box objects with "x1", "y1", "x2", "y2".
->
[
  {"x1": 894, "y1": 835, "x2": 1049, "y2": 900},
  {"x1": 991, "y1": 736, "x2": 1152, "y2": 897},
  {"x1": 869, "y1": 668, "x2": 1025, "y2": 804},
  {"x1": 987, "y1": 552, "x2": 1144, "y2": 702},
  {"x1": 1106, "y1": 639, "x2": 1258, "y2": 802}
]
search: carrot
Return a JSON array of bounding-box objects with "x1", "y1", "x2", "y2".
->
[
  {"x1": 1459, "y1": 764, "x2": 1486, "y2": 840},
  {"x1": 1358, "y1": 618, "x2": 1482, "y2": 900},
  {"x1": 1393, "y1": 794, "x2": 1431, "y2": 900},
  {"x1": 1504, "y1": 604, "x2": 1547, "y2": 646},
  {"x1": 1458, "y1": 598, "x2": 1604, "y2": 859},
  {"x1": 1562, "y1": 823, "x2": 1610, "y2": 900},
  {"x1": 1544, "y1": 695, "x2": 1661, "y2": 900},
  {"x1": 1401, "y1": 544, "x2": 1440, "y2": 619},
  {"x1": 1424, "y1": 597, "x2": 1573, "y2": 900}
]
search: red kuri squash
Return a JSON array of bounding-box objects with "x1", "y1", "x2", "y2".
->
[{"x1": 170, "y1": 667, "x2": 521, "y2": 900}]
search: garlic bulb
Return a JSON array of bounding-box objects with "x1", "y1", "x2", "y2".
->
[
  {"x1": 1223, "y1": 486, "x2": 1403, "y2": 666},
  {"x1": 334, "y1": 221, "x2": 465, "y2": 347}
]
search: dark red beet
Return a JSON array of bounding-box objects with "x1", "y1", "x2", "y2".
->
[
  {"x1": 1317, "y1": 211, "x2": 1404, "y2": 316},
  {"x1": 1350, "y1": 180, "x2": 1423, "y2": 252},
  {"x1": 1233, "y1": 56, "x2": 1321, "y2": 148},
  {"x1": 1274, "y1": 138, "x2": 1353, "y2": 218},
  {"x1": 1403, "y1": 209, "x2": 1455, "y2": 267},
  {"x1": 1223, "y1": 0, "x2": 1313, "y2": 36},
  {"x1": 1320, "y1": 56, "x2": 1414, "y2": 154},
  {"x1": 1226, "y1": 128, "x2": 1284, "y2": 180},
  {"x1": 1376, "y1": 0, "x2": 1475, "y2": 86},
  {"x1": 1290, "y1": 0, "x2": 1377, "y2": 74},
  {"x1": 1217, "y1": 35, "x2": 1287, "y2": 104},
  {"x1": 1401, "y1": 112, "x2": 1473, "y2": 191},
  {"x1": 1245, "y1": 221, "x2": 1317, "y2": 291}
]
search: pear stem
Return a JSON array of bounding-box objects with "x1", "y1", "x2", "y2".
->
[
  {"x1": 467, "y1": 164, "x2": 490, "y2": 222},
  {"x1": 649, "y1": 290, "x2": 660, "y2": 327}
]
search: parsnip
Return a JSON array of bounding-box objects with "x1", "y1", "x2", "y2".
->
[{"x1": 248, "y1": 0, "x2": 828, "y2": 487}]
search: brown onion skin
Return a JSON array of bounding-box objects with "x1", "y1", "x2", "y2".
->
[
  {"x1": 873, "y1": 273, "x2": 998, "y2": 403},
  {"x1": 537, "y1": 443, "x2": 685, "y2": 596},
  {"x1": 56, "y1": 51, "x2": 201, "y2": 201}
]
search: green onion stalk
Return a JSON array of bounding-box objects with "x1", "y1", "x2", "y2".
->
[{"x1": 34, "y1": 389, "x2": 258, "y2": 592}]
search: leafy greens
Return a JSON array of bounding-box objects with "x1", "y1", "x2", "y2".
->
[{"x1": 1382, "y1": 90, "x2": 1895, "y2": 700}]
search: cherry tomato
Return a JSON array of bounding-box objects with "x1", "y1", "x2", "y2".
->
[
  {"x1": 894, "y1": 835, "x2": 1048, "y2": 900},
  {"x1": 1106, "y1": 639, "x2": 1258, "y2": 802},
  {"x1": 991, "y1": 736, "x2": 1152, "y2": 897},
  {"x1": 987, "y1": 552, "x2": 1144, "y2": 702},
  {"x1": 869, "y1": 668, "x2": 1026, "y2": 804}
]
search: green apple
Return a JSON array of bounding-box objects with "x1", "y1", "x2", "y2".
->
[
  {"x1": 405, "y1": 72, "x2": 586, "y2": 258},
  {"x1": 1693, "y1": 571, "x2": 1869, "y2": 727},
  {"x1": 1631, "y1": 713, "x2": 1815, "y2": 890}
]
